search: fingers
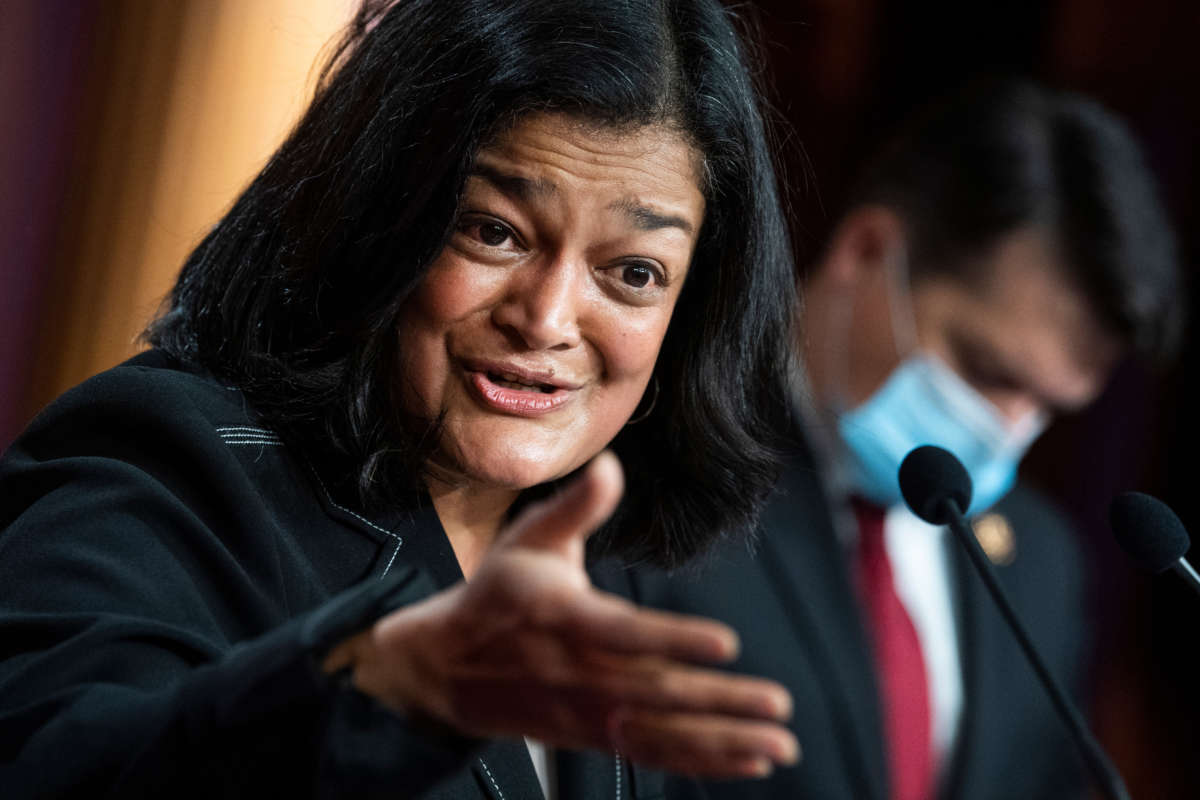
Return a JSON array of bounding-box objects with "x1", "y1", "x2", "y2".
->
[
  {"x1": 605, "y1": 658, "x2": 793, "y2": 723},
  {"x1": 497, "y1": 451, "x2": 624, "y2": 557},
  {"x1": 552, "y1": 589, "x2": 739, "y2": 664},
  {"x1": 539, "y1": 631, "x2": 790, "y2": 724},
  {"x1": 439, "y1": 651, "x2": 797, "y2": 777},
  {"x1": 611, "y1": 708, "x2": 801, "y2": 779},
  {"x1": 457, "y1": 623, "x2": 790, "y2": 725}
]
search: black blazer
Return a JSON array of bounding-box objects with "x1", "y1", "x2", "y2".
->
[
  {"x1": 630, "y1": 443, "x2": 1092, "y2": 800},
  {"x1": 0, "y1": 351, "x2": 677, "y2": 799}
]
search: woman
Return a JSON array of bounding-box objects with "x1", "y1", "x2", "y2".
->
[{"x1": 0, "y1": 0, "x2": 799, "y2": 796}]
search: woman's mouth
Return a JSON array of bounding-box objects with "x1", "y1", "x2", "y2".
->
[{"x1": 465, "y1": 367, "x2": 575, "y2": 417}]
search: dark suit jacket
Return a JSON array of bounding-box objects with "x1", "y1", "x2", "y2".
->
[
  {"x1": 0, "y1": 351, "x2": 677, "y2": 799},
  {"x1": 630, "y1": 442, "x2": 1092, "y2": 800}
]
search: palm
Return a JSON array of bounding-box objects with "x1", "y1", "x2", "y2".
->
[{"x1": 356, "y1": 454, "x2": 799, "y2": 778}]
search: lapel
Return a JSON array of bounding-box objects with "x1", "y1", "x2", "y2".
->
[
  {"x1": 556, "y1": 749, "x2": 631, "y2": 799},
  {"x1": 464, "y1": 745, "x2": 629, "y2": 800},
  {"x1": 415, "y1": 738, "x2": 545, "y2": 800},
  {"x1": 472, "y1": 739, "x2": 547, "y2": 800},
  {"x1": 937, "y1": 525, "x2": 1002, "y2": 800},
  {"x1": 756, "y1": 451, "x2": 890, "y2": 800}
]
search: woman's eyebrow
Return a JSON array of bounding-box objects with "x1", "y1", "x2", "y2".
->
[
  {"x1": 469, "y1": 163, "x2": 556, "y2": 200},
  {"x1": 468, "y1": 165, "x2": 693, "y2": 234},
  {"x1": 608, "y1": 197, "x2": 694, "y2": 234}
]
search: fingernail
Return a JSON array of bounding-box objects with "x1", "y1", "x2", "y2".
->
[
  {"x1": 701, "y1": 628, "x2": 738, "y2": 663},
  {"x1": 750, "y1": 757, "x2": 773, "y2": 777},
  {"x1": 770, "y1": 687, "x2": 793, "y2": 721},
  {"x1": 778, "y1": 734, "x2": 801, "y2": 765},
  {"x1": 756, "y1": 687, "x2": 790, "y2": 720}
]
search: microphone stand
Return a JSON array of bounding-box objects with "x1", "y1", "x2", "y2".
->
[
  {"x1": 939, "y1": 497, "x2": 1132, "y2": 800},
  {"x1": 1169, "y1": 558, "x2": 1200, "y2": 598}
]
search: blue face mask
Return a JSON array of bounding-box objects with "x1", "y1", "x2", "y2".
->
[{"x1": 837, "y1": 354, "x2": 1047, "y2": 515}]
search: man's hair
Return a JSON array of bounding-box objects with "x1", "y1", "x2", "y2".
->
[
  {"x1": 849, "y1": 79, "x2": 1182, "y2": 360},
  {"x1": 146, "y1": 0, "x2": 795, "y2": 568}
]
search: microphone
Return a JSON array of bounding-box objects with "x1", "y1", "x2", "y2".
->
[
  {"x1": 1110, "y1": 491, "x2": 1200, "y2": 597},
  {"x1": 899, "y1": 445, "x2": 1131, "y2": 800}
]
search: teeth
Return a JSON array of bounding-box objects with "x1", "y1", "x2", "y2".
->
[
  {"x1": 496, "y1": 379, "x2": 538, "y2": 392},
  {"x1": 489, "y1": 370, "x2": 549, "y2": 389},
  {"x1": 483, "y1": 369, "x2": 561, "y2": 394},
  {"x1": 500, "y1": 371, "x2": 533, "y2": 386}
]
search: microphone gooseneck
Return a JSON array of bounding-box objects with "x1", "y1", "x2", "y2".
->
[
  {"x1": 1109, "y1": 491, "x2": 1200, "y2": 596},
  {"x1": 898, "y1": 446, "x2": 1132, "y2": 800}
]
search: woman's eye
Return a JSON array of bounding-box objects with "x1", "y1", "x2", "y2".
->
[
  {"x1": 476, "y1": 222, "x2": 512, "y2": 247},
  {"x1": 621, "y1": 263, "x2": 656, "y2": 289}
]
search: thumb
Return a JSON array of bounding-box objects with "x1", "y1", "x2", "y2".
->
[{"x1": 495, "y1": 450, "x2": 625, "y2": 560}]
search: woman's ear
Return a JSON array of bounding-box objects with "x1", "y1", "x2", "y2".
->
[{"x1": 819, "y1": 204, "x2": 907, "y2": 288}]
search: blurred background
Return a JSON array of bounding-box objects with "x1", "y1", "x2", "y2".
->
[
  {"x1": 746, "y1": 2, "x2": 1200, "y2": 795},
  {"x1": 1, "y1": 0, "x2": 1196, "y2": 794}
]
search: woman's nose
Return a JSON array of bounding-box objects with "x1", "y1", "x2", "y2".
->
[{"x1": 491, "y1": 256, "x2": 584, "y2": 350}]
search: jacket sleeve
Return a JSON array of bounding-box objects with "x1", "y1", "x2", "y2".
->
[{"x1": 0, "y1": 365, "x2": 477, "y2": 798}]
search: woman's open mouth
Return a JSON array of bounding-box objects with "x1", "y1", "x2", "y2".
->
[{"x1": 464, "y1": 365, "x2": 575, "y2": 417}]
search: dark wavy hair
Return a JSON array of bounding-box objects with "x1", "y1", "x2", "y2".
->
[
  {"x1": 850, "y1": 79, "x2": 1182, "y2": 360},
  {"x1": 147, "y1": 0, "x2": 795, "y2": 568}
]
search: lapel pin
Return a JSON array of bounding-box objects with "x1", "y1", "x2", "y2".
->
[{"x1": 972, "y1": 512, "x2": 1016, "y2": 566}]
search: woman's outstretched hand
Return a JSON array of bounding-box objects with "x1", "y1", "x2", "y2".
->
[{"x1": 325, "y1": 451, "x2": 799, "y2": 778}]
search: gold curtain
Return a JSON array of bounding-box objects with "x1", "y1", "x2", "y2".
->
[{"x1": 26, "y1": 0, "x2": 352, "y2": 417}]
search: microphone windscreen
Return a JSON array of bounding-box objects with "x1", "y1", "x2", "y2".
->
[
  {"x1": 1109, "y1": 491, "x2": 1190, "y2": 574},
  {"x1": 899, "y1": 445, "x2": 973, "y2": 524}
]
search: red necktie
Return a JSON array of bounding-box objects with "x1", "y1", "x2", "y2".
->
[{"x1": 853, "y1": 499, "x2": 935, "y2": 800}]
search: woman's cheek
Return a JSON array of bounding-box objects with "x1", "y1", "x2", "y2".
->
[
  {"x1": 601, "y1": 311, "x2": 674, "y2": 380},
  {"x1": 418, "y1": 256, "x2": 505, "y2": 322}
]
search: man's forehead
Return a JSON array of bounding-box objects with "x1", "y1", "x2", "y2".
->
[{"x1": 916, "y1": 236, "x2": 1125, "y2": 412}]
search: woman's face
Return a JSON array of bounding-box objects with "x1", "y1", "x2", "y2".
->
[{"x1": 396, "y1": 113, "x2": 706, "y2": 491}]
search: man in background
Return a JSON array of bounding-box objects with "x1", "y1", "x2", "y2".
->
[{"x1": 634, "y1": 81, "x2": 1181, "y2": 800}]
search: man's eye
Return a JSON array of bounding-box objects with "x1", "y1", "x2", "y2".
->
[
  {"x1": 964, "y1": 358, "x2": 1020, "y2": 392},
  {"x1": 476, "y1": 222, "x2": 512, "y2": 247},
  {"x1": 621, "y1": 263, "x2": 655, "y2": 288}
]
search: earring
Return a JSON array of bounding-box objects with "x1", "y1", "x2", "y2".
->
[{"x1": 625, "y1": 376, "x2": 660, "y2": 425}]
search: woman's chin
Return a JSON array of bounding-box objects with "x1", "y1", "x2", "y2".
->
[
  {"x1": 432, "y1": 417, "x2": 615, "y2": 494},
  {"x1": 472, "y1": 457, "x2": 574, "y2": 492},
  {"x1": 429, "y1": 448, "x2": 580, "y2": 494}
]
